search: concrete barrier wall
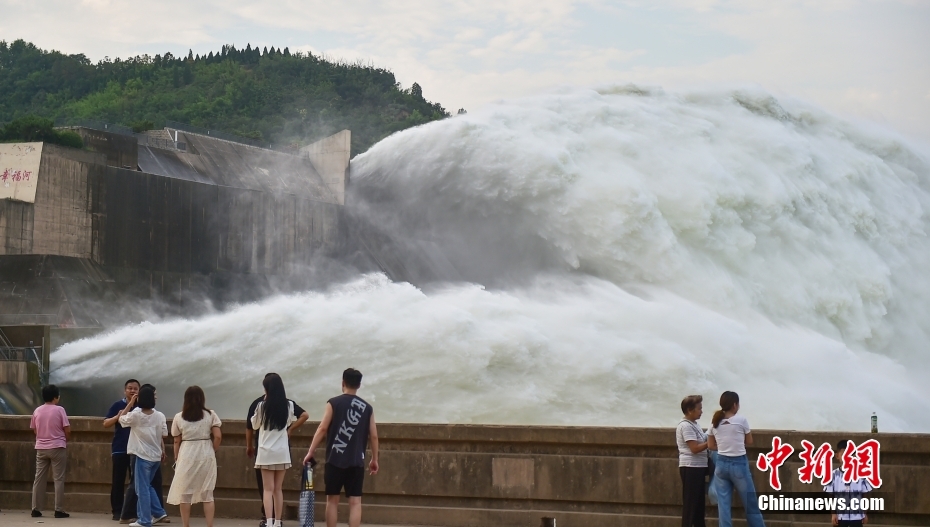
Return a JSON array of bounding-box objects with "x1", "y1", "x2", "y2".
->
[
  {"x1": 1, "y1": 141, "x2": 343, "y2": 274},
  {"x1": 90, "y1": 166, "x2": 343, "y2": 276},
  {"x1": 0, "y1": 416, "x2": 927, "y2": 526},
  {"x1": 0, "y1": 145, "x2": 105, "y2": 258}
]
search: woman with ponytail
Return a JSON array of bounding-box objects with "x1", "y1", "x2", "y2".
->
[{"x1": 707, "y1": 391, "x2": 765, "y2": 527}]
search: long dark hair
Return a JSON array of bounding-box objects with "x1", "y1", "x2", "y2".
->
[
  {"x1": 181, "y1": 385, "x2": 210, "y2": 422},
  {"x1": 261, "y1": 373, "x2": 289, "y2": 431},
  {"x1": 711, "y1": 391, "x2": 739, "y2": 428}
]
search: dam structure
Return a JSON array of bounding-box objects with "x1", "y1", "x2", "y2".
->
[{"x1": 0, "y1": 125, "x2": 351, "y2": 412}]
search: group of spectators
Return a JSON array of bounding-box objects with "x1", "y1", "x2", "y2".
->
[
  {"x1": 28, "y1": 368, "x2": 378, "y2": 527},
  {"x1": 26, "y1": 380, "x2": 872, "y2": 527},
  {"x1": 676, "y1": 392, "x2": 872, "y2": 527}
]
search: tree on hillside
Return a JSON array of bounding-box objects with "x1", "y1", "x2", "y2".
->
[
  {"x1": 0, "y1": 116, "x2": 83, "y2": 148},
  {"x1": 0, "y1": 39, "x2": 449, "y2": 154}
]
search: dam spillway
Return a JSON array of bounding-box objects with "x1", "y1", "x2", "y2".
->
[
  {"x1": 4, "y1": 86, "x2": 930, "y2": 432},
  {"x1": 0, "y1": 125, "x2": 351, "y2": 410},
  {"x1": 0, "y1": 126, "x2": 350, "y2": 320}
]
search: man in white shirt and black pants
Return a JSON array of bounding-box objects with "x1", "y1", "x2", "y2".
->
[{"x1": 823, "y1": 440, "x2": 873, "y2": 527}]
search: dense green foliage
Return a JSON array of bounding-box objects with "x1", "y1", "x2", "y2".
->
[
  {"x1": 0, "y1": 115, "x2": 83, "y2": 148},
  {"x1": 0, "y1": 39, "x2": 449, "y2": 154}
]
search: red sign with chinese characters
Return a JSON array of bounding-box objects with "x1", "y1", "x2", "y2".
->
[
  {"x1": 756, "y1": 436, "x2": 795, "y2": 490},
  {"x1": 0, "y1": 142, "x2": 43, "y2": 203},
  {"x1": 757, "y1": 436, "x2": 882, "y2": 490}
]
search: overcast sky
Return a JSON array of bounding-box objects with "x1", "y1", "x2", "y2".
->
[{"x1": 3, "y1": 0, "x2": 929, "y2": 143}]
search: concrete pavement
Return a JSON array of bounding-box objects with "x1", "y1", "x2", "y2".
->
[{"x1": 0, "y1": 510, "x2": 420, "y2": 527}]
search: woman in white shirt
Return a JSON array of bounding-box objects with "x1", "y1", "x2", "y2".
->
[
  {"x1": 707, "y1": 391, "x2": 765, "y2": 527},
  {"x1": 249, "y1": 374, "x2": 296, "y2": 527},
  {"x1": 676, "y1": 395, "x2": 708, "y2": 527},
  {"x1": 117, "y1": 386, "x2": 169, "y2": 527}
]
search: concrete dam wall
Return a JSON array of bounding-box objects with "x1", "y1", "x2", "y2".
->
[
  {"x1": 0, "y1": 128, "x2": 350, "y2": 327},
  {"x1": 0, "y1": 127, "x2": 352, "y2": 412},
  {"x1": 0, "y1": 416, "x2": 927, "y2": 526}
]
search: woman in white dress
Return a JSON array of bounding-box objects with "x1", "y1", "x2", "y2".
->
[
  {"x1": 250, "y1": 374, "x2": 296, "y2": 527},
  {"x1": 167, "y1": 386, "x2": 222, "y2": 527}
]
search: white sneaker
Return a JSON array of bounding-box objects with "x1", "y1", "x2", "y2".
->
[{"x1": 128, "y1": 522, "x2": 144, "y2": 527}]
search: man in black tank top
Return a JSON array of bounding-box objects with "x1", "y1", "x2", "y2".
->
[{"x1": 303, "y1": 368, "x2": 379, "y2": 527}]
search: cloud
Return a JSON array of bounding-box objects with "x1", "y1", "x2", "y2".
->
[{"x1": 1, "y1": 0, "x2": 927, "y2": 142}]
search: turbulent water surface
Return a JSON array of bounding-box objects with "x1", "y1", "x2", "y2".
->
[{"x1": 53, "y1": 86, "x2": 930, "y2": 431}]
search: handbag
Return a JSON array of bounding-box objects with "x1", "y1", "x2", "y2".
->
[{"x1": 707, "y1": 449, "x2": 719, "y2": 504}]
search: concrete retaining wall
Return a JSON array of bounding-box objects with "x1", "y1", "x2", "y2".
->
[
  {"x1": 0, "y1": 416, "x2": 927, "y2": 526},
  {"x1": 0, "y1": 139, "x2": 346, "y2": 325},
  {"x1": 0, "y1": 145, "x2": 104, "y2": 258}
]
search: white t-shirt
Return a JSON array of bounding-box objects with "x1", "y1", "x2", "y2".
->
[
  {"x1": 823, "y1": 468, "x2": 873, "y2": 521},
  {"x1": 676, "y1": 419, "x2": 708, "y2": 467},
  {"x1": 250, "y1": 400, "x2": 296, "y2": 466},
  {"x1": 708, "y1": 414, "x2": 750, "y2": 457},
  {"x1": 119, "y1": 408, "x2": 168, "y2": 462}
]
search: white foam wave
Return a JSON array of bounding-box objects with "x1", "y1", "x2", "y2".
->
[{"x1": 53, "y1": 86, "x2": 930, "y2": 431}]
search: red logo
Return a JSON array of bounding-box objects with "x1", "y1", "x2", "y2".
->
[
  {"x1": 798, "y1": 440, "x2": 834, "y2": 485},
  {"x1": 756, "y1": 436, "x2": 794, "y2": 490},
  {"x1": 842, "y1": 439, "x2": 882, "y2": 487},
  {"x1": 758, "y1": 437, "x2": 882, "y2": 489}
]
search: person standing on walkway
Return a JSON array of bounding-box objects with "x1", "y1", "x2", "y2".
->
[
  {"x1": 246, "y1": 373, "x2": 309, "y2": 527},
  {"x1": 302, "y1": 368, "x2": 379, "y2": 527},
  {"x1": 118, "y1": 384, "x2": 166, "y2": 524},
  {"x1": 250, "y1": 374, "x2": 299, "y2": 527},
  {"x1": 104, "y1": 379, "x2": 141, "y2": 521},
  {"x1": 118, "y1": 385, "x2": 169, "y2": 527},
  {"x1": 707, "y1": 391, "x2": 765, "y2": 527},
  {"x1": 676, "y1": 395, "x2": 708, "y2": 527},
  {"x1": 30, "y1": 384, "x2": 71, "y2": 518},
  {"x1": 168, "y1": 386, "x2": 223, "y2": 527}
]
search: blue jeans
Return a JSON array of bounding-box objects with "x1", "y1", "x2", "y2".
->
[
  {"x1": 134, "y1": 457, "x2": 166, "y2": 526},
  {"x1": 714, "y1": 454, "x2": 765, "y2": 527}
]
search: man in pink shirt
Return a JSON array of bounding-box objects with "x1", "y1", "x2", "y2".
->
[{"x1": 30, "y1": 384, "x2": 71, "y2": 518}]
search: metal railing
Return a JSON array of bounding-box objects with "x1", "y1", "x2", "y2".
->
[
  {"x1": 165, "y1": 120, "x2": 264, "y2": 147},
  {"x1": 63, "y1": 119, "x2": 136, "y2": 137},
  {"x1": 138, "y1": 135, "x2": 187, "y2": 152},
  {"x1": 0, "y1": 346, "x2": 42, "y2": 365},
  {"x1": 0, "y1": 329, "x2": 47, "y2": 385},
  {"x1": 56, "y1": 119, "x2": 301, "y2": 154},
  {"x1": 58, "y1": 119, "x2": 187, "y2": 152}
]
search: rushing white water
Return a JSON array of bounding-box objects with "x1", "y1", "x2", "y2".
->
[{"x1": 53, "y1": 85, "x2": 930, "y2": 431}]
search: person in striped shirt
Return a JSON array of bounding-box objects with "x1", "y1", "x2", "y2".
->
[{"x1": 823, "y1": 439, "x2": 872, "y2": 527}]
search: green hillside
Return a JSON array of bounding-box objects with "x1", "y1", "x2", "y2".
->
[{"x1": 0, "y1": 39, "x2": 450, "y2": 154}]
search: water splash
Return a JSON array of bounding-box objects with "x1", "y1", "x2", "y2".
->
[{"x1": 53, "y1": 86, "x2": 930, "y2": 431}]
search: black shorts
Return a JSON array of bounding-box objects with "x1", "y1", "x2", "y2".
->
[{"x1": 324, "y1": 463, "x2": 365, "y2": 497}]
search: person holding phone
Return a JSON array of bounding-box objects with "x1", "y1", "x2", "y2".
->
[
  {"x1": 118, "y1": 385, "x2": 169, "y2": 527},
  {"x1": 104, "y1": 379, "x2": 141, "y2": 521}
]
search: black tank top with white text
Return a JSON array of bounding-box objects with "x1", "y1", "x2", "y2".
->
[{"x1": 325, "y1": 394, "x2": 373, "y2": 468}]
